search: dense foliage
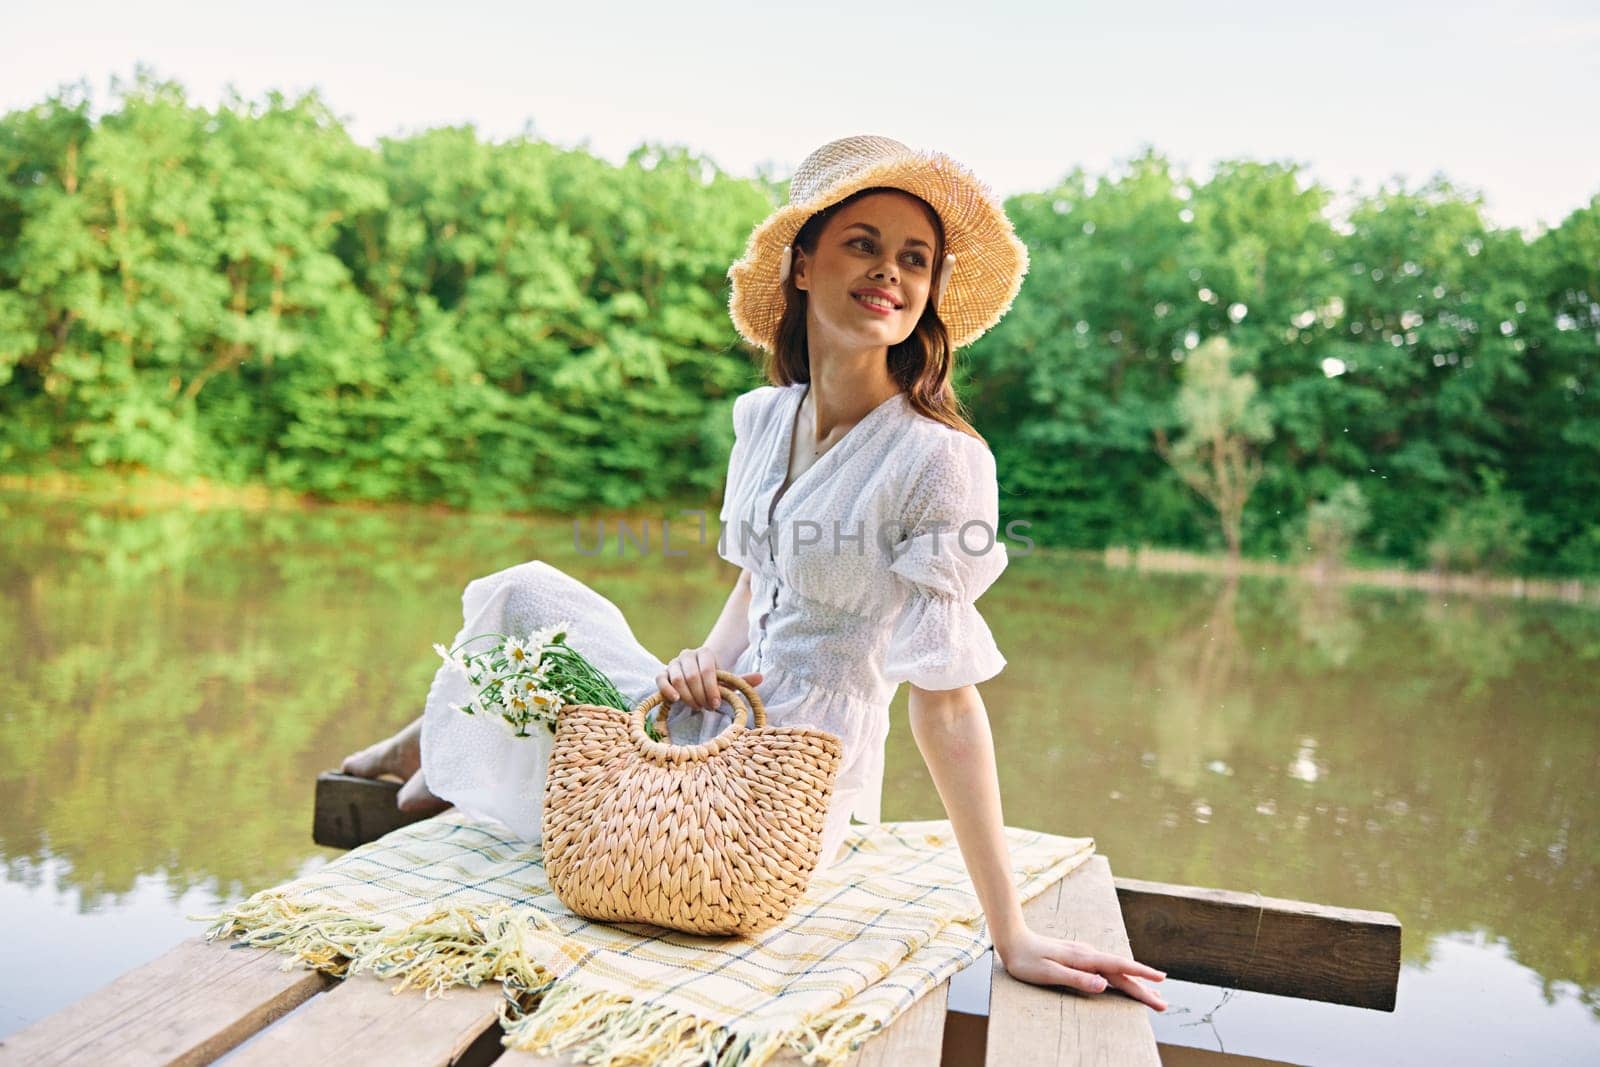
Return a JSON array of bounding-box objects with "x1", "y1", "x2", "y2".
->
[
  {"x1": 980, "y1": 154, "x2": 1600, "y2": 575},
  {"x1": 2, "y1": 73, "x2": 1595, "y2": 574}
]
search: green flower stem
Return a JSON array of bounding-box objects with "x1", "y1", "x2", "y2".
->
[{"x1": 442, "y1": 631, "x2": 663, "y2": 741}]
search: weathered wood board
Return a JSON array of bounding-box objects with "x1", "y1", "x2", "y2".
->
[
  {"x1": 0, "y1": 937, "x2": 331, "y2": 1066},
  {"x1": 986, "y1": 855, "x2": 1161, "y2": 1066},
  {"x1": 1115, "y1": 877, "x2": 1402, "y2": 1011}
]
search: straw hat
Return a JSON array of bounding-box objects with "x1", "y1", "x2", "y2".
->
[{"x1": 727, "y1": 134, "x2": 1030, "y2": 354}]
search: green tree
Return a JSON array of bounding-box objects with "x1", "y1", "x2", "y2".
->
[
  {"x1": 1425, "y1": 466, "x2": 1533, "y2": 574},
  {"x1": 1, "y1": 75, "x2": 1595, "y2": 579},
  {"x1": 1513, "y1": 197, "x2": 1600, "y2": 573},
  {"x1": 1154, "y1": 335, "x2": 1275, "y2": 559},
  {"x1": 1294, "y1": 480, "x2": 1372, "y2": 570},
  {"x1": 970, "y1": 148, "x2": 1199, "y2": 549}
]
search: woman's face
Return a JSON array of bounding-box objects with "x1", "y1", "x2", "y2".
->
[{"x1": 792, "y1": 190, "x2": 941, "y2": 351}]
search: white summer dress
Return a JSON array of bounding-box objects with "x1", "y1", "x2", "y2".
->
[{"x1": 419, "y1": 381, "x2": 1010, "y2": 878}]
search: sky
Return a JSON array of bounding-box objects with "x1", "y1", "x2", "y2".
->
[{"x1": 4, "y1": 0, "x2": 1596, "y2": 234}]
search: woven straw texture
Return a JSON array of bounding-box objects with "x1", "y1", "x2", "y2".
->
[
  {"x1": 727, "y1": 134, "x2": 1030, "y2": 353},
  {"x1": 199, "y1": 807, "x2": 1095, "y2": 1067},
  {"x1": 543, "y1": 670, "x2": 844, "y2": 936}
]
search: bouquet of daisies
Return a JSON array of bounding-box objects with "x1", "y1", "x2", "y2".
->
[{"x1": 433, "y1": 621, "x2": 664, "y2": 741}]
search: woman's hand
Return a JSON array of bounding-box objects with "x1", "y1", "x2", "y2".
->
[
  {"x1": 996, "y1": 928, "x2": 1169, "y2": 1011},
  {"x1": 656, "y1": 646, "x2": 762, "y2": 712}
]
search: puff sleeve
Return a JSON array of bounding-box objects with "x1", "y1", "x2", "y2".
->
[
  {"x1": 718, "y1": 388, "x2": 770, "y2": 568},
  {"x1": 882, "y1": 432, "x2": 1009, "y2": 691},
  {"x1": 718, "y1": 388, "x2": 761, "y2": 528}
]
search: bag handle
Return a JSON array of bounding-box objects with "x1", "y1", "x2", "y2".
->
[{"x1": 629, "y1": 670, "x2": 768, "y2": 755}]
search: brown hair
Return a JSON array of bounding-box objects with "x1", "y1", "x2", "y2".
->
[{"x1": 762, "y1": 186, "x2": 987, "y2": 445}]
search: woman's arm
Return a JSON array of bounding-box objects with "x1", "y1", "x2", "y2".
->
[
  {"x1": 907, "y1": 683, "x2": 1168, "y2": 1011},
  {"x1": 702, "y1": 568, "x2": 756, "y2": 668}
]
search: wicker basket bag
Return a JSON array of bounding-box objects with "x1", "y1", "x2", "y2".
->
[{"x1": 542, "y1": 670, "x2": 845, "y2": 936}]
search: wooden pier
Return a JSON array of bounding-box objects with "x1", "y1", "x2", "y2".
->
[{"x1": 1, "y1": 774, "x2": 1401, "y2": 1066}]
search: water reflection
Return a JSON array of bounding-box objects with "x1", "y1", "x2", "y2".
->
[
  {"x1": 2, "y1": 493, "x2": 1597, "y2": 1061},
  {"x1": 1148, "y1": 574, "x2": 1251, "y2": 792},
  {"x1": 1291, "y1": 575, "x2": 1364, "y2": 669},
  {"x1": 1151, "y1": 933, "x2": 1597, "y2": 1064}
]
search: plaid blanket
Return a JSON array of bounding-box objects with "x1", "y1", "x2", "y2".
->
[{"x1": 201, "y1": 808, "x2": 1094, "y2": 1066}]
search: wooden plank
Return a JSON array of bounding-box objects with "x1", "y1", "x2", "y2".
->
[
  {"x1": 0, "y1": 937, "x2": 331, "y2": 1067},
  {"x1": 985, "y1": 855, "x2": 1159, "y2": 1067},
  {"x1": 224, "y1": 972, "x2": 506, "y2": 1066},
  {"x1": 1114, "y1": 876, "x2": 1401, "y2": 1011},
  {"x1": 312, "y1": 771, "x2": 435, "y2": 849}
]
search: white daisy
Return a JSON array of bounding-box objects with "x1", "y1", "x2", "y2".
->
[
  {"x1": 433, "y1": 642, "x2": 471, "y2": 672},
  {"x1": 530, "y1": 621, "x2": 572, "y2": 649},
  {"x1": 502, "y1": 636, "x2": 540, "y2": 671}
]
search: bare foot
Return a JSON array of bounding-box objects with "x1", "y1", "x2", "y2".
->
[
  {"x1": 397, "y1": 768, "x2": 452, "y2": 816},
  {"x1": 341, "y1": 716, "x2": 423, "y2": 782}
]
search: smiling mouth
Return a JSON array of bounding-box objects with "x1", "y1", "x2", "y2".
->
[{"x1": 852, "y1": 293, "x2": 899, "y2": 313}]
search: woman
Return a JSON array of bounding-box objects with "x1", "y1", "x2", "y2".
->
[{"x1": 342, "y1": 135, "x2": 1168, "y2": 1011}]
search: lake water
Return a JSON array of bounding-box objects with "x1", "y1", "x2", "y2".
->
[{"x1": 1, "y1": 492, "x2": 1595, "y2": 1064}]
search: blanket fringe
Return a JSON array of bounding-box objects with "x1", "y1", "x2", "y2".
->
[
  {"x1": 499, "y1": 979, "x2": 885, "y2": 1067},
  {"x1": 198, "y1": 896, "x2": 888, "y2": 1067},
  {"x1": 198, "y1": 894, "x2": 559, "y2": 998}
]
